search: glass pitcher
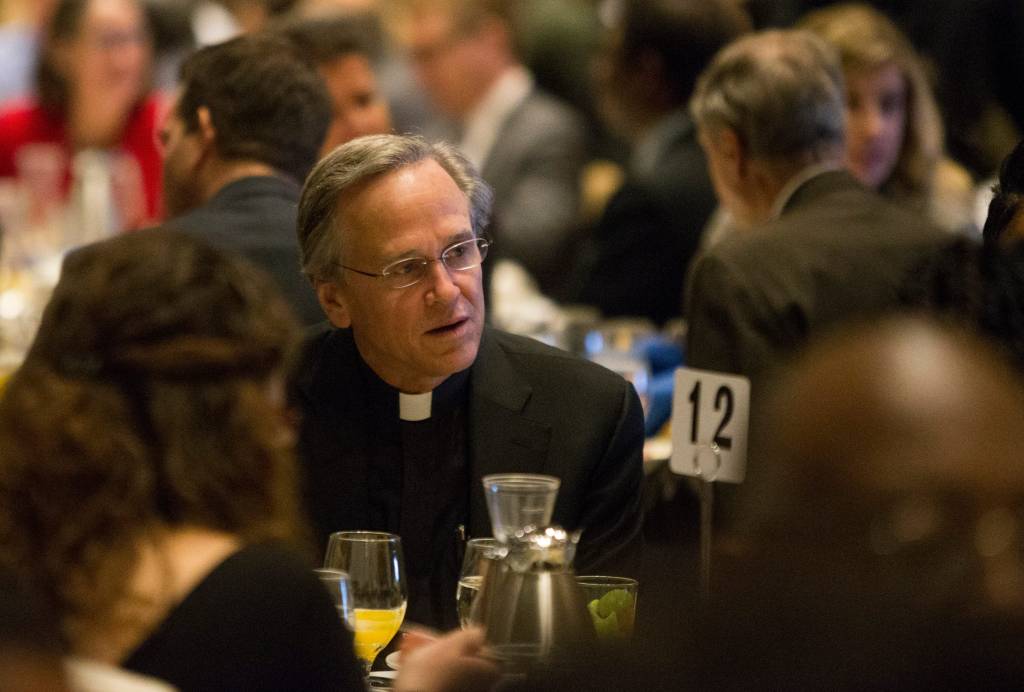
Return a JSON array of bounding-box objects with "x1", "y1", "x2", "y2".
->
[{"x1": 468, "y1": 526, "x2": 594, "y2": 672}]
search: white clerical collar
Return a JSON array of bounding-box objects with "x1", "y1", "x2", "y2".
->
[
  {"x1": 399, "y1": 391, "x2": 432, "y2": 421},
  {"x1": 770, "y1": 162, "x2": 843, "y2": 221},
  {"x1": 459, "y1": 65, "x2": 533, "y2": 170}
]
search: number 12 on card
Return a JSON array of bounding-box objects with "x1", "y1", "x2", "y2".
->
[{"x1": 670, "y1": 367, "x2": 750, "y2": 483}]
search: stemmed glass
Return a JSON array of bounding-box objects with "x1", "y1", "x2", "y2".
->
[
  {"x1": 456, "y1": 537, "x2": 502, "y2": 628},
  {"x1": 324, "y1": 531, "x2": 407, "y2": 675},
  {"x1": 314, "y1": 567, "x2": 355, "y2": 631}
]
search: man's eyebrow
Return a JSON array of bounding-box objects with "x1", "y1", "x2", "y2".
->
[
  {"x1": 382, "y1": 230, "x2": 476, "y2": 263},
  {"x1": 445, "y1": 230, "x2": 475, "y2": 246}
]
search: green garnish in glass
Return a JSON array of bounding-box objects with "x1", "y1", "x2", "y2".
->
[{"x1": 586, "y1": 588, "x2": 636, "y2": 639}]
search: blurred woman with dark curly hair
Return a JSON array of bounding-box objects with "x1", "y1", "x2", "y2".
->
[{"x1": 0, "y1": 229, "x2": 364, "y2": 689}]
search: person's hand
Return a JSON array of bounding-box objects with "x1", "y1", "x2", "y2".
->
[
  {"x1": 399, "y1": 623, "x2": 440, "y2": 652},
  {"x1": 395, "y1": 626, "x2": 500, "y2": 692}
]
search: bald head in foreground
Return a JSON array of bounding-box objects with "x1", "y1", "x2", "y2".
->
[
  {"x1": 710, "y1": 318, "x2": 1024, "y2": 689},
  {"x1": 760, "y1": 318, "x2": 1024, "y2": 505}
]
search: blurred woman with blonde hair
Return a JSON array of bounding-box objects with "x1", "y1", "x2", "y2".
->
[{"x1": 801, "y1": 3, "x2": 975, "y2": 232}]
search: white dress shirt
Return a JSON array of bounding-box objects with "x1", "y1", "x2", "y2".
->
[{"x1": 458, "y1": 65, "x2": 533, "y2": 170}]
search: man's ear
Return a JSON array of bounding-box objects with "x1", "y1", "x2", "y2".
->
[
  {"x1": 711, "y1": 126, "x2": 747, "y2": 184},
  {"x1": 316, "y1": 280, "x2": 352, "y2": 328},
  {"x1": 195, "y1": 105, "x2": 217, "y2": 155}
]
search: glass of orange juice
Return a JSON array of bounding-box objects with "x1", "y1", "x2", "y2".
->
[{"x1": 324, "y1": 531, "x2": 407, "y2": 675}]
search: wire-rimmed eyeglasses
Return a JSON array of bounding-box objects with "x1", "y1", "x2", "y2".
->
[{"x1": 339, "y1": 237, "x2": 491, "y2": 290}]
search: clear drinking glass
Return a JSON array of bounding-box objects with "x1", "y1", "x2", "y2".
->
[
  {"x1": 314, "y1": 568, "x2": 354, "y2": 631},
  {"x1": 456, "y1": 538, "x2": 503, "y2": 628},
  {"x1": 481, "y1": 474, "x2": 560, "y2": 543},
  {"x1": 584, "y1": 319, "x2": 656, "y2": 416},
  {"x1": 324, "y1": 532, "x2": 407, "y2": 675},
  {"x1": 576, "y1": 576, "x2": 639, "y2": 641}
]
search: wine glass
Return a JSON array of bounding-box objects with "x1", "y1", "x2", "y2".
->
[
  {"x1": 324, "y1": 531, "x2": 407, "y2": 675},
  {"x1": 314, "y1": 567, "x2": 354, "y2": 631},
  {"x1": 456, "y1": 537, "x2": 502, "y2": 628}
]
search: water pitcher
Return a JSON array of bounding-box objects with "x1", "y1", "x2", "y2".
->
[{"x1": 469, "y1": 526, "x2": 593, "y2": 670}]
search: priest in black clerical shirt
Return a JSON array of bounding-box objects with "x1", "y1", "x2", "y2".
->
[{"x1": 291, "y1": 134, "x2": 645, "y2": 629}]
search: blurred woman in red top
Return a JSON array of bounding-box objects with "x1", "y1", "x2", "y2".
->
[{"x1": 0, "y1": 0, "x2": 162, "y2": 229}]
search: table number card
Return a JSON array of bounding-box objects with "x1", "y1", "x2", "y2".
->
[{"x1": 670, "y1": 367, "x2": 750, "y2": 483}]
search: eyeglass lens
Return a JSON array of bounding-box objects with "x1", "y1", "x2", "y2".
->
[{"x1": 383, "y1": 238, "x2": 488, "y2": 288}]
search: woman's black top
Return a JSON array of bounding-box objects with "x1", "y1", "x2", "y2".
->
[{"x1": 123, "y1": 542, "x2": 363, "y2": 691}]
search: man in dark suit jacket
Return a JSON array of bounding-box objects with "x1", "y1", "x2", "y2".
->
[
  {"x1": 158, "y1": 35, "x2": 331, "y2": 325},
  {"x1": 571, "y1": 0, "x2": 750, "y2": 325},
  {"x1": 686, "y1": 29, "x2": 944, "y2": 389},
  {"x1": 294, "y1": 134, "x2": 644, "y2": 629}
]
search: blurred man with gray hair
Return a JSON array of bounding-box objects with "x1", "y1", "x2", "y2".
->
[{"x1": 684, "y1": 30, "x2": 944, "y2": 389}]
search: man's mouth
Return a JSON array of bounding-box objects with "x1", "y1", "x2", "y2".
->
[{"x1": 427, "y1": 317, "x2": 468, "y2": 335}]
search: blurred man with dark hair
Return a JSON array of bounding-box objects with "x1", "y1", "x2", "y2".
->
[
  {"x1": 279, "y1": 13, "x2": 393, "y2": 155},
  {"x1": 569, "y1": 0, "x2": 751, "y2": 324},
  {"x1": 157, "y1": 34, "x2": 331, "y2": 324}
]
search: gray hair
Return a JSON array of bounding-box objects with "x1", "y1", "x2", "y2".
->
[
  {"x1": 691, "y1": 29, "x2": 846, "y2": 163},
  {"x1": 297, "y1": 134, "x2": 494, "y2": 283}
]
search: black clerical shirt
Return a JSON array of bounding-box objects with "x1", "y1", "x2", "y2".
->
[
  {"x1": 295, "y1": 326, "x2": 647, "y2": 634},
  {"x1": 356, "y1": 356, "x2": 471, "y2": 629}
]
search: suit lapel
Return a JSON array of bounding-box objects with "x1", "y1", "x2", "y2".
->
[{"x1": 467, "y1": 329, "x2": 552, "y2": 536}]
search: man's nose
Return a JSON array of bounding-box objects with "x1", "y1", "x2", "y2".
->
[{"x1": 424, "y1": 260, "x2": 460, "y2": 305}]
